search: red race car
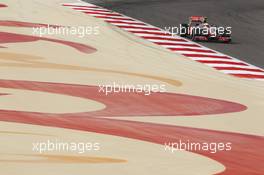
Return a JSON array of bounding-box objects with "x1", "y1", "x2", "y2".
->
[{"x1": 180, "y1": 16, "x2": 232, "y2": 43}]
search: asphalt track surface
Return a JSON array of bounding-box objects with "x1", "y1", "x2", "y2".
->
[{"x1": 84, "y1": 0, "x2": 264, "y2": 68}]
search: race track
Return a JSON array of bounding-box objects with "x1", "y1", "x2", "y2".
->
[
  {"x1": 86, "y1": 0, "x2": 264, "y2": 68},
  {"x1": 0, "y1": 0, "x2": 264, "y2": 174}
]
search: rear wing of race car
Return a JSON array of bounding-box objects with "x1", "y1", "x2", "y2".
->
[{"x1": 189, "y1": 16, "x2": 207, "y2": 23}]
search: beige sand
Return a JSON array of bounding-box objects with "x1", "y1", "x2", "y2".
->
[{"x1": 0, "y1": 0, "x2": 263, "y2": 174}]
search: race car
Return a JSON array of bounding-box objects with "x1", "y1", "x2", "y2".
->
[{"x1": 180, "y1": 16, "x2": 232, "y2": 43}]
